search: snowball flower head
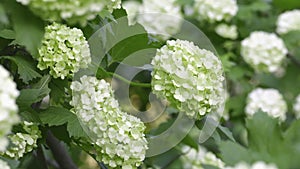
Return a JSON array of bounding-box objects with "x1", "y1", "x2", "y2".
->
[
  {"x1": 5, "y1": 121, "x2": 41, "y2": 159},
  {"x1": 241, "y1": 31, "x2": 287, "y2": 73},
  {"x1": 16, "y1": 0, "x2": 121, "y2": 26},
  {"x1": 137, "y1": 0, "x2": 182, "y2": 40},
  {"x1": 245, "y1": 88, "x2": 287, "y2": 121},
  {"x1": 215, "y1": 24, "x2": 238, "y2": 40},
  {"x1": 70, "y1": 76, "x2": 148, "y2": 168},
  {"x1": 0, "y1": 159, "x2": 10, "y2": 169},
  {"x1": 293, "y1": 94, "x2": 300, "y2": 119},
  {"x1": 194, "y1": 0, "x2": 238, "y2": 22},
  {"x1": 37, "y1": 23, "x2": 91, "y2": 79},
  {"x1": 123, "y1": 1, "x2": 141, "y2": 26},
  {"x1": 151, "y1": 39, "x2": 225, "y2": 119},
  {"x1": 181, "y1": 145, "x2": 225, "y2": 169},
  {"x1": 0, "y1": 65, "x2": 19, "y2": 151},
  {"x1": 225, "y1": 161, "x2": 278, "y2": 169},
  {"x1": 276, "y1": 10, "x2": 300, "y2": 34}
]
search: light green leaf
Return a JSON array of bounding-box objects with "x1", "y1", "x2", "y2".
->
[
  {"x1": 219, "y1": 141, "x2": 251, "y2": 166},
  {"x1": 217, "y1": 125, "x2": 236, "y2": 142}
]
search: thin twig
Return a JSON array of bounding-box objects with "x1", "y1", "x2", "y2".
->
[{"x1": 46, "y1": 131, "x2": 78, "y2": 169}]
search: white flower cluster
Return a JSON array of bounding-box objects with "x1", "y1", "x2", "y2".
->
[
  {"x1": 151, "y1": 39, "x2": 225, "y2": 119},
  {"x1": 0, "y1": 65, "x2": 19, "y2": 152},
  {"x1": 0, "y1": 159, "x2": 10, "y2": 169},
  {"x1": 122, "y1": 1, "x2": 141, "y2": 26},
  {"x1": 137, "y1": 0, "x2": 182, "y2": 40},
  {"x1": 194, "y1": 0, "x2": 238, "y2": 22},
  {"x1": 16, "y1": 0, "x2": 121, "y2": 26},
  {"x1": 293, "y1": 94, "x2": 300, "y2": 119},
  {"x1": 5, "y1": 121, "x2": 41, "y2": 159},
  {"x1": 70, "y1": 76, "x2": 148, "y2": 169},
  {"x1": 245, "y1": 88, "x2": 287, "y2": 121},
  {"x1": 215, "y1": 24, "x2": 238, "y2": 40},
  {"x1": 225, "y1": 161, "x2": 278, "y2": 169},
  {"x1": 37, "y1": 23, "x2": 91, "y2": 79},
  {"x1": 276, "y1": 10, "x2": 300, "y2": 34},
  {"x1": 181, "y1": 146, "x2": 225, "y2": 169},
  {"x1": 241, "y1": 31, "x2": 287, "y2": 73}
]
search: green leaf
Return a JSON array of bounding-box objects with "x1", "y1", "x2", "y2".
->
[
  {"x1": 217, "y1": 125, "x2": 236, "y2": 142},
  {"x1": 282, "y1": 30, "x2": 300, "y2": 59},
  {"x1": 246, "y1": 112, "x2": 282, "y2": 153},
  {"x1": 219, "y1": 141, "x2": 251, "y2": 166},
  {"x1": 95, "y1": 9, "x2": 158, "y2": 65},
  {"x1": 17, "y1": 75, "x2": 51, "y2": 111},
  {"x1": 0, "y1": 29, "x2": 15, "y2": 39},
  {"x1": 49, "y1": 78, "x2": 69, "y2": 105},
  {"x1": 39, "y1": 107, "x2": 72, "y2": 126},
  {"x1": 182, "y1": 134, "x2": 199, "y2": 151},
  {"x1": 220, "y1": 112, "x2": 292, "y2": 169},
  {"x1": 3, "y1": 0, "x2": 44, "y2": 57},
  {"x1": 273, "y1": 0, "x2": 300, "y2": 10},
  {"x1": 39, "y1": 106, "x2": 89, "y2": 138},
  {"x1": 283, "y1": 120, "x2": 300, "y2": 168},
  {"x1": 202, "y1": 165, "x2": 220, "y2": 169},
  {"x1": 0, "y1": 4, "x2": 9, "y2": 29},
  {"x1": 67, "y1": 115, "x2": 89, "y2": 138},
  {"x1": 2, "y1": 56, "x2": 41, "y2": 84}
]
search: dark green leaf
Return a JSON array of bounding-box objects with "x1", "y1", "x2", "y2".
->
[
  {"x1": 182, "y1": 134, "x2": 199, "y2": 151},
  {"x1": 39, "y1": 107, "x2": 73, "y2": 126},
  {"x1": 3, "y1": 0, "x2": 44, "y2": 57},
  {"x1": 67, "y1": 115, "x2": 89, "y2": 138},
  {"x1": 2, "y1": 56, "x2": 41, "y2": 84},
  {"x1": 17, "y1": 75, "x2": 51, "y2": 111},
  {"x1": 39, "y1": 106, "x2": 89, "y2": 138},
  {"x1": 49, "y1": 78, "x2": 69, "y2": 105},
  {"x1": 0, "y1": 29, "x2": 15, "y2": 39},
  {"x1": 273, "y1": 0, "x2": 300, "y2": 10}
]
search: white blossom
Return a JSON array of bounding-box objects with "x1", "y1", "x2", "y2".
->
[
  {"x1": 241, "y1": 31, "x2": 287, "y2": 73},
  {"x1": 194, "y1": 0, "x2": 238, "y2": 22},
  {"x1": 151, "y1": 39, "x2": 225, "y2": 119},
  {"x1": 293, "y1": 94, "x2": 300, "y2": 119},
  {"x1": 245, "y1": 88, "x2": 287, "y2": 121},
  {"x1": 215, "y1": 24, "x2": 238, "y2": 40},
  {"x1": 0, "y1": 159, "x2": 10, "y2": 169},
  {"x1": 4, "y1": 122, "x2": 41, "y2": 159},
  {"x1": 70, "y1": 76, "x2": 148, "y2": 168},
  {"x1": 123, "y1": 1, "x2": 141, "y2": 26},
  {"x1": 38, "y1": 23, "x2": 91, "y2": 79},
  {"x1": 276, "y1": 10, "x2": 300, "y2": 34},
  {"x1": 0, "y1": 65, "x2": 19, "y2": 152},
  {"x1": 137, "y1": 0, "x2": 182, "y2": 40},
  {"x1": 225, "y1": 161, "x2": 278, "y2": 169},
  {"x1": 16, "y1": 0, "x2": 121, "y2": 26},
  {"x1": 181, "y1": 146, "x2": 225, "y2": 169}
]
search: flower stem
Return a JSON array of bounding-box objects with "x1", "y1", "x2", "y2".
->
[{"x1": 107, "y1": 72, "x2": 152, "y2": 88}]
